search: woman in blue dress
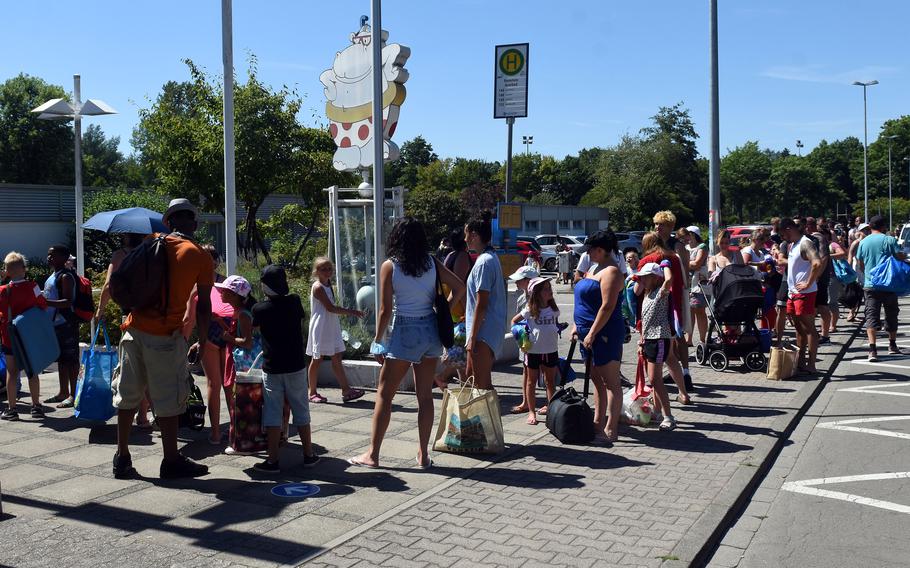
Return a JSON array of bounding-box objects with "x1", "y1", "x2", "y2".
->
[{"x1": 571, "y1": 229, "x2": 625, "y2": 444}]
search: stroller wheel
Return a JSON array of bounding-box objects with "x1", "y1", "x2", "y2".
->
[
  {"x1": 745, "y1": 351, "x2": 767, "y2": 373},
  {"x1": 695, "y1": 343, "x2": 707, "y2": 365},
  {"x1": 708, "y1": 351, "x2": 729, "y2": 372}
]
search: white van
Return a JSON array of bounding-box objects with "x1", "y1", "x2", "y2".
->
[{"x1": 898, "y1": 224, "x2": 910, "y2": 253}]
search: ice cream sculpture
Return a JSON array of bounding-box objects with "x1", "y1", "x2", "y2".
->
[{"x1": 320, "y1": 21, "x2": 411, "y2": 172}]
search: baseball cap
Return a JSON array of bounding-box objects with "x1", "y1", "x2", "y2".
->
[
  {"x1": 685, "y1": 226, "x2": 701, "y2": 238},
  {"x1": 214, "y1": 275, "x2": 252, "y2": 298},
  {"x1": 509, "y1": 265, "x2": 539, "y2": 281},
  {"x1": 635, "y1": 262, "x2": 665, "y2": 278},
  {"x1": 163, "y1": 198, "x2": 198, "y2": 225},
  {"x1": 857, "y1": 222, "x2": 870, "y2": 232}
]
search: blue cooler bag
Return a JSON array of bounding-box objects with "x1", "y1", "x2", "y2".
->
[
  {"x1": 74, "y1": 323, "x2": 117, "y2": 422},
  {"x1": 11, "y1": 307, "x2": 60, "y2": 377}
]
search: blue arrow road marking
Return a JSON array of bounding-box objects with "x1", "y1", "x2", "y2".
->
[{"x1": 271, "y1": 483, "x2": 320, "y2": 498}]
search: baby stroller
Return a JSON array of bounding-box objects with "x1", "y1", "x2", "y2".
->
[{"x1": 695, "y1": 264, "x2": 768, "y2": 372}]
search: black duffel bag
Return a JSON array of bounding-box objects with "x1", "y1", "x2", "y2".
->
[{"x1": 546, "y1": 340, "x2": 594, "y2": 444}]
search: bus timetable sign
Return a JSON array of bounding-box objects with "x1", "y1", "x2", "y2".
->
[{"x1": 494, "y1": 43, "x2": 528, "y2": 119}]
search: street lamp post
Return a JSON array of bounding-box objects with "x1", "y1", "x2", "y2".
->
[
  {"x1": 32, "y1": 75, "x2": 116, "y2": 277},
  {"x1": 887, "y1": 135, "x2": 898, "y2": 231},
  {"x1": 796, "y1": 140, "x2": 804, "y2": 156},
  {"x1": 708, "y1": 0, "x2": 721, "y2": 255},
  {"x1": 522, "y1": 135, "x2": 533, "y2": 155},
  {"x1": 853, "y1": 80, "x2": 879, "y2": 223}
]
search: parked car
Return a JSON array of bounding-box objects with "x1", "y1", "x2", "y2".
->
[
  {"x1": 516, "y1": 238, "x2": 556, "y2": 271},
  {"x1": 535, "y1": 234, "x2": 586, "y2": 253},
  {"x1": 726, "y1": 225, "x2": 772, "y2": 239},
  {"x1": 469, "y1": 240, "x2": 541, "y2": 266},
  {"x1": 614, "y1": 232, "x2": 643, "y2": 254}
]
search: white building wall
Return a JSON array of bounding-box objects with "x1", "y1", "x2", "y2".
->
[{"x1": 0, "y1": 222, "x2": 71, "y2": 260}]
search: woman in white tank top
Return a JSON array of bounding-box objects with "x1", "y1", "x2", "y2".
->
[{"x1": 350, "y1": 218, "x2": 465, "y2": 470}]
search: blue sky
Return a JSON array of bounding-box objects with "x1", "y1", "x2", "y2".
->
[{"x1": 3, "y1": 0, "x2": 907, "y2": 162}]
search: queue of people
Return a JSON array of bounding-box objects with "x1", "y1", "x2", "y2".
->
[{"x1": 0, "y1": 198, "x2": 903, "y2": 478}]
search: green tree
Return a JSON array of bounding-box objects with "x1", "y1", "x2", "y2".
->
[
  {"x1": 720, "y1": 141, "x2": 772, "y2": 223},
  {"x1": 414, "y1": 159, "x2": 452, "y2": 193},
  {"x1": 405, "y1": 188, "x2": 465, "y2": 245},
  {"x1": 449, "y1": 157, "x2": 499, "y2": 192},
  {"x1": 82, "y1": 124, "x2": 127, "y2": 187},
  {"x1": 807, "y1": 137, "x2": 863, "y2": 208},
  {"x1": 767, "y1": 155, "x2": 841, "y2": 217},
  {"x1": 386, "y1": 135, "x2": 437, "y2": 188},
  {"x1": 135, "y1": 57, "x2": 351, "y2": 262},
  {"x1": 863, "y1": 117, "x2": 910, "y2": 203},
  {"x1": 0, "y1": 74, "x2": 73, "y2": 184}
]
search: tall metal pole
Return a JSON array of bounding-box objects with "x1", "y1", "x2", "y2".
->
[
  {"x1": 708, "y1": 0, "x2": 721, "y2": 256},
  {"x1": 889, "y1": 141, "x2": 893, "y2": 231},
  {"x1": 505, "y1": 117, "x2": 514, "y2": 202},
  {"x1": 222, "y1": 0, "x2": 238, "y2": 274},
  {"x1": 862, "y1": 85, "x2": 869, "y2": 223},
  {"x1": 371, "y1": 0, "x2": 385, "y2": 320},
  {"x1": 73, "y1": 74, "x2": 85, "y2": 277}
]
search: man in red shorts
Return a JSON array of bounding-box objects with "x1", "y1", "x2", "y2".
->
[{"x1": 780, "y1": 218, "x2": 822, "y2": 374}]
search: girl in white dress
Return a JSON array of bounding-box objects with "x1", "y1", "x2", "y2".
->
[{"x1": 307, "y1": 257, "x2": 365, "y2": 404}]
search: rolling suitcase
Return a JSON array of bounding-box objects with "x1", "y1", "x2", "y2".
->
[{"x1": 545, "y1": 341, "x2": 594, "y2": 444}]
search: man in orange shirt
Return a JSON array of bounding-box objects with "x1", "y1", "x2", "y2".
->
[{"x1": 112, "y1": 198, "x2": 214, "y2": 479}]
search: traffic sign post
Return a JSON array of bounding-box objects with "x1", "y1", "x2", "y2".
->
[
  {"x1": 270, "y1": 483, "x2": 321, "y2": 499},
  {"x1": 494, "y1": 43, "x2": 528, "y2": 204}
]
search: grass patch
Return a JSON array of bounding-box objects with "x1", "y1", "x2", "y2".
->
[{"x1": 657, "y1": 555, "x2": 680, "y2": 561}]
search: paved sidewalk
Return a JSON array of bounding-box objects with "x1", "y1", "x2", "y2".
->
[{"x1": 0, "y1": 307, "x2": 853, "y2": 568}]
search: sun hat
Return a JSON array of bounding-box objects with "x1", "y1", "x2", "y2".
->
[
  {"x1": 685, "y1": 226, "x2": 701, "y2": 238},
  {"x1": 509, "y1": 265, "x2": 540, "y2": 281},
  {"x1": 527, "y1": 276, "x2": 552, "y2": 294},
  {"x1": 162, "y1": 198, "x2": 198, "y2": 225},
  {"x1": 634, "y1": 262, "x2": 665, "y2": 278},
  {"x1": 857, "y1": 222, "x2": 870, "y2": 232},
  {"x1": 214, "y1": 275, "x2": 252, "y2": 298}
]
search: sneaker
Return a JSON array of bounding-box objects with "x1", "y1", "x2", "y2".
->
[
  {"x1": 659, "y1": 416, "x2": 678, "y2": 431},
  {"x1": 889, "y1": 343, "x2": 903, "y2": 355},
  {"x1": 0, "y1": 409, "x2": 19, "y2": 421},
  {"x1": 868, "y1": 346, "x2": 879, "y2": 363},
  {"x1": 112, "y1": 451, "x2": 137, "y2": 479},
  {"x1": 302, "y1": 453, "x2": 321, "y2": 468},
  {"x1": 160, "y1": 454, "x2": 209, "y2": 479},
  {"x1": 30, "y1": 404, "x2": 45, "y2": 418},
  {"x1": 253, "y1": 459, "x2": 280, "y2": 473}
]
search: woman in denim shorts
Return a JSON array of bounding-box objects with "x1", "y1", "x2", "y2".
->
[{"x1": 350, "y1": 218, "x2": 466, "y2": 470}]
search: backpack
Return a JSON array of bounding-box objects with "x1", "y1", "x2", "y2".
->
[
  {"x1": 55, "y1": 269, "x2": 95, "y2": 323},
  {"x1": 110, "y1": 234, "x2": 170, "y2": 314}
]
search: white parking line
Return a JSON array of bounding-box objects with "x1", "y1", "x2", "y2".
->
[
  {"x1": 852, "y1": 360, "x2": 910, "y2": 370},
  {"x1": 817, "y1": 416, "x2": 910, "y2": 440},
  {"x1": 782, "y1": 472, "x2": 910, "y2": 515},
  {"x1": 839, "y1": 383, "x2": 910, "y2": 397}
]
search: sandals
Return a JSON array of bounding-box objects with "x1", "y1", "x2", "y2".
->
[
  {"x1": 342, "y1": 388, "x2": 365, "y2": 403},
  {"x1": 526, "y1": 414, "x2": 538, "y2": 426},
  {"x1": 309, "y1": 393, "x2": 328, "y2": 404},
  {"x1": 347, "y1": 456, "x2": 378, "y2": 469},
  {"x1": 676, "y1": 395, "x2": 692, "y2": 405},
  {"x1": 510, "y1": 405, "x2": 529, "y2": 414},
  {"x1": 44, "y1": 394, "x2": 67, "y2": 404},
  {"x1": 416, "y1": 456, "x2": 433, "y2": 470},
  {"x1": 537, "y1": 406, "x2": 548, "y2": 416},
  {"x1": 56, "y1": 397, "x2": 74, "y2": 409}
]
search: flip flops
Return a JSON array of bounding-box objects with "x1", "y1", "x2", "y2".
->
[
  {"x1": 347, "y1": 456, "x2": 378, "y2": 469},
  {"x1": 309, "y1": 393, "x2": 328, "y2": 404},
  {"x1": 415, "y1": 456, "x2": 433, "y2": 470}
]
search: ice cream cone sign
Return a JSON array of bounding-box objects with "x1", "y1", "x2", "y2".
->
[{"x1": 320, "y1": 22, "x2": 411, "y2": 173}]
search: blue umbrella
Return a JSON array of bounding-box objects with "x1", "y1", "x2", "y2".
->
[{"x1": 83, "y1": 207, "x2": 168, "y2": 234}]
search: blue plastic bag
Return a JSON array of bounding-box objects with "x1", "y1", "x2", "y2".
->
[
  {"x1": 868, "y1": 257, "x2": 910, "y2": 295},
  {"x1": 833, "y1": 259, "x2": 858, "y2": 285},
  {"x1": 74, "y1": 323, "x2": 118, "y2": 422}
]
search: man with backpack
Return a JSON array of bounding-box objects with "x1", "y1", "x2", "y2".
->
[
  {"x1": 111, "y1": 198, "x2": 214, "y2": 479},
  {"x1": 43, "y1": 244, "x2": 80, "y2": 408},
  {"x1": 855, "y1": 215, "x2": 906, "y2": 362}
]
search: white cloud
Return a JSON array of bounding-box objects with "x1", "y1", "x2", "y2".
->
[{"x1": 760, "y1": 64, "x2": 899, "y2": 84}]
